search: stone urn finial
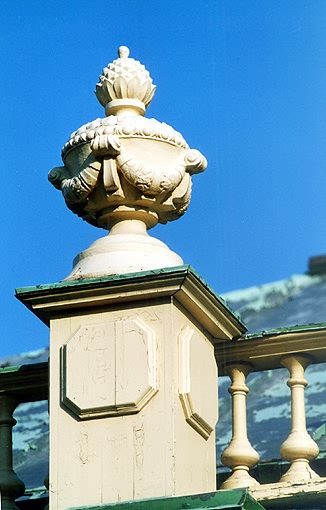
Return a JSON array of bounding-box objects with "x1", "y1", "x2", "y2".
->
[{"x1": 48, "y1": 47, "x2": 207, "y2": 280}]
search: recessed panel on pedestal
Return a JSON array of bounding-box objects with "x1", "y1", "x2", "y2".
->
[
  {"x1": 61, "y1": 319, "x2": 158, "y2": 419},
  {"x1": 178, "y1": 326, "x2": 218, "y2": 439}
]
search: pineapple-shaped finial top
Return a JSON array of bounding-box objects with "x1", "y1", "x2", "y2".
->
[{"x1": 95, "y1": 46, "x2": 156, "y2": 116}]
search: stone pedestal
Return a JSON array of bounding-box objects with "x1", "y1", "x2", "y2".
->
[{"x1": 17, "y1": 266, "x2": 245, "y2": 510}]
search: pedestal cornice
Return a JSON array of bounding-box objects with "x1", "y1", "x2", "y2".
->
[{"x1": 15, "y1": 265, "x2": 246, "y2": 342}]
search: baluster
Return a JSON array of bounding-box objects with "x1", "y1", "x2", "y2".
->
[
  {"x1": 280, "y1": 355, "x2": 319, "y2": 482},
  {"x1": 220, "y1": 362, "x2": 259, "y2": 488},
  {"x1": 0, "y1": 396, "x2": 25, "y2": 510}
]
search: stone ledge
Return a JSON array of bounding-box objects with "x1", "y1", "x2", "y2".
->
[{"x1": 249, "y1": 477, "x2": 326, "y2": 508}]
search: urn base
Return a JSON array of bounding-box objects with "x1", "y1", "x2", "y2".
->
[{"x1": 65, "y1": 227, "x2": 183, "y2": 280}]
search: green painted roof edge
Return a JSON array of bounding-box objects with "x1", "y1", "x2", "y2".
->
[
  {"x1": 66, "y1": 489, "x2": 264, "y2": 510},
  {"x1": 244, "y1": 321, "x2": 326, "y2": 340},
  {"x1": 15, "y1": 265, "x2": 246, "y2": 329},
  {"x1": 15, "y1": 265, "x2": 192, "y2": 293}
]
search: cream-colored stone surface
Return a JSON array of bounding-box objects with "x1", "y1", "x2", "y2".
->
[
  {"x1": 279, "y1": 355, "x2": 319, "y2": 482},
  {"x1": 220, "y1": 363, "x2": 260, "y2": 489},
  {"x1": 49, "y1": 297, "x2": 218, "y2": 509},
  {"x1": 48, "y1": 47, "x2": 207, "y2": 279},
  {"x1": 178, "y1": 324, "x2": 218, "y2": 439},
  {"x1": 61, "y1": 319, "x2": 158, "y2": 419},
  {"x1": 250, "y1": 478, "x2": 326, "y2": 507}
]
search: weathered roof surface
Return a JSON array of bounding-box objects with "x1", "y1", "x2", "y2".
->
[
  {"x1": 3, "y1": 273, "x2": 326, "y2": 490},
  {"x1": 222, "y1": 273, "x2": 326, "y2": 332}
]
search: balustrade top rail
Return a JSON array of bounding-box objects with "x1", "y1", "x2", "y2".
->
[
  {"x1": 215, "y1": 322, "x2": 326, "y2": 374},
  {"x1": 0, "y1": 362, "x2": 48, "y2": 402}
]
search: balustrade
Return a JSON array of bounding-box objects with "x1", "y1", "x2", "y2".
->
[
  {"x1": 215, "y1": 324, "x2": 326, "y2": 508},
  {"x1": 0, "y1": 363, "x2": 48, "y2": 510}
]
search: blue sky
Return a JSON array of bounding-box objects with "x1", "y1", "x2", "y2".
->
[{"x1": 1, "y1": 0, "x2": 325, "y2": 356}]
